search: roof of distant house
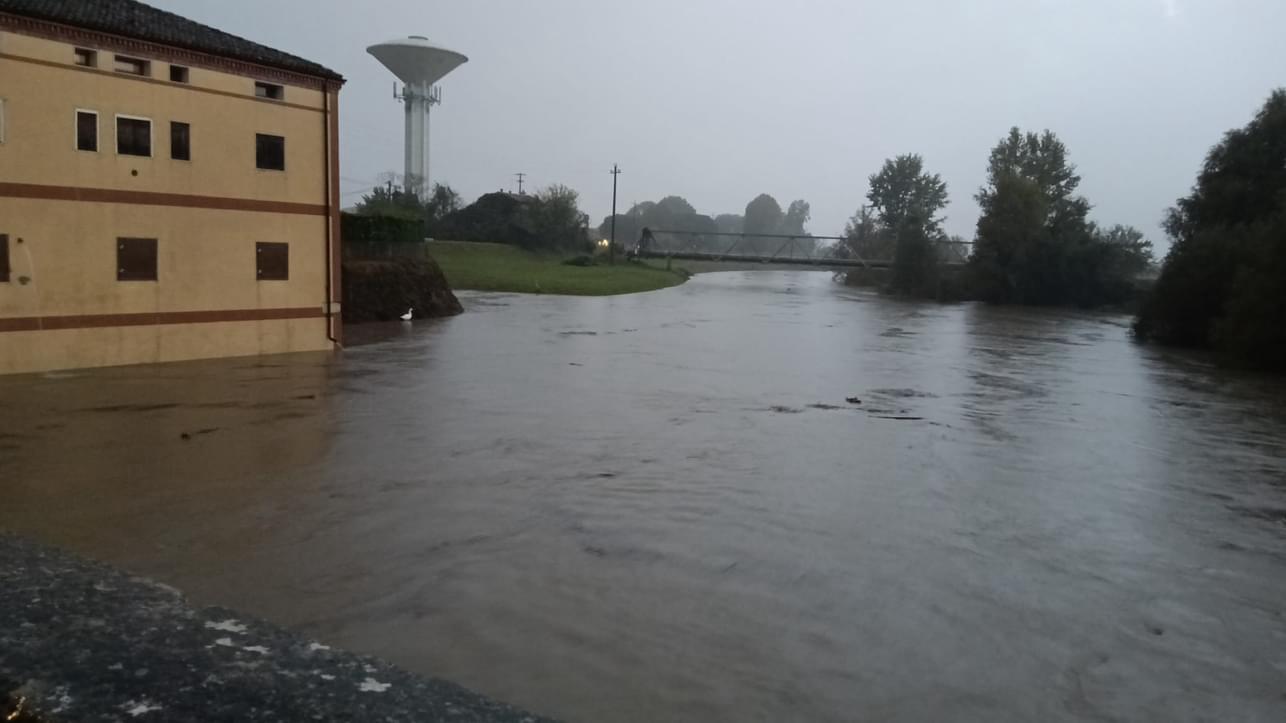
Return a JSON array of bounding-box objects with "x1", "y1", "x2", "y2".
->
[{"x1": 0, "y1": 0, "x2": 342, "y2": 80}]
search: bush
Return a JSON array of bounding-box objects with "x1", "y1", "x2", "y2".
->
[{"x1": 341, "y1": 213, "x2": 425, "y2": 244}]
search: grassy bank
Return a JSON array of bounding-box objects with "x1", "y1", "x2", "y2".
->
[{"x1": 428, "y1": 241, "x2": 687, "y2": 295}]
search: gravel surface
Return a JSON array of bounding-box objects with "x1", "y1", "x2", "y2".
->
[{"x1": 0, "y1": 533, "x2": 555, "y2": 722}]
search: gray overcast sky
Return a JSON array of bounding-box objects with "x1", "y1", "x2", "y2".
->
[{"x1": 156, "y1": 0, "x2": 1286, "y2": 247}]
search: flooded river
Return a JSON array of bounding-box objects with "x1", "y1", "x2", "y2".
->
[{"x1": 3, "y1": 271, "x2": 1286, "y2": 721}]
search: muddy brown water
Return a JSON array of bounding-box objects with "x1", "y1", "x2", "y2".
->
[{"x1": 3, "y1": 271, "x2": 1286, "y2": 722}]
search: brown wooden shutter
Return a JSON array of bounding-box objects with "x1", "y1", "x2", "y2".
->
[
  {"x1": 256, "y1": 242, "x2": 289, "y2": 280},
  {"x1": 117, "y1": 238, "x2": 157, "y2": 281}
]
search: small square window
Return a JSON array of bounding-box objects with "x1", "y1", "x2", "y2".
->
[
  {"x1": 170, "y1": 121, "x2": 190, "y2": 161},
  {"x1": 114, "y1": 55, "x2": 150, "y2": 76},
  {"x1": 76, "y1": 110, "x2": 98, "y2": 152},
  {"x1": 254, "y1": 82, "x2": 284, "y2": 100},
  {"x1": 170, "y1": 65, "x2": 189, "y2": 83},
  {"x1": 256, "y1": 242, "x2": 289, "y2": 280},
  {"x1": 255, "y1": 133, "x2": 285, "y2": 171},
  {"x1": 74, "y1": 48, "x2": 97, "y2": 67},
  {"x1": 117, "y1": 238, "x2": 157, "y2": 281},
  {"x1": 116, "y1": 116, "x2": 151, "y2": 157},
  {"x1": 0, "y1": 234, "x2": 10, "y2": 283}
]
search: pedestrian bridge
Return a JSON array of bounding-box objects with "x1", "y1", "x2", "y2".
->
[{"x1": 628, "y1": 229, "x2": 968, "y2": 269}]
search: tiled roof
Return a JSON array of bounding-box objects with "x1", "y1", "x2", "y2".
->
[{"x1": 0, "y1": 0, "x2": 342, "y2": 80}]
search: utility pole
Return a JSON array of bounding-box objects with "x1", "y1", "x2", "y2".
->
[
  {"x1": 515, "y1": 172, "x2": 526, "y2": 195},
  {"x1": 609, "y1": 164, "x2": 621, "y2": 265}
]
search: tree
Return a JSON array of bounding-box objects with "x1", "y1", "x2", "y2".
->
[
  {"x1": 682, "y1": 213, "x2": 719, "y2": 250},
  {"x1": 866, "y1": 154, "x2": 950, "y2": 295},
  {"x1": 743, "y1": 194, "x2": 784, "y2": 253},
  {"x1": 715, "y1": 214, "x2": 744, "y2": 234},
  {"x1": 1135, "y1": 89, "x2": 1286, "y2": 368},
  {"x1": 531, "y1": 184, "x2": 590, "y2": 251},
  {"x1": 777, "y1": 200, "x2": 813, "y2": 254},
  {"x1": 743, "y1": 194, "x2": 784, "y2": 234},
  {"x1": 355, "y1": 175, "x2": 462, "y2": 230},
  {"x1": 656, "y1": 195, "x2": 697, "y2": 219},
  {"x1": 866, "y1": 154, "x2": 948, "y2": 236},
  {"x1": 840, "y1": 206, "x2": 890, "y2": 260},
  {"x1": 354, "y1": 177, "x2": 426, "y2": 221},
  {"x1": 1211, "y1": 213, "x2": 1286, "y2": 369},
  {"x1": 627, "y1": 201, "x2": 658, "y2": 220},
  {"x1": 783, "y1": 200, "x2": 811, "y2": 235},
  {"x1": 970, "y1": 171, "x2": 1051, "y2": 303},
  {"x1": 968, "y1": 128, "x2": 1150, "y2": 306},
  {"x1": 1097, "y1": 225, "x2": 1154, "y2": 276},
  {"x1": 979, "y1": 128, "x2": 1086, "y2": 217},
  {"x1": 598, "y1": 214, "x2": 643, "y2": 247},
  {"x1": 424, "y1": 183, "x2": 462, "y2": 225},
  {"x1": 971, "y1": 129, "x2": 1155, "y2": 307}
]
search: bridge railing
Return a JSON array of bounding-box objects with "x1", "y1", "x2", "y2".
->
[
  {"x1": 632, "y1": 229, "x2": 973, "y2": 268},
  {"x1": 635, "y1": 229, "x2": 874, "y2": 266}
]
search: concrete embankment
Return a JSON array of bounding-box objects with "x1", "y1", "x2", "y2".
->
[{"x1": 0, "y1": 534, "x2": 552, "y2": 722}]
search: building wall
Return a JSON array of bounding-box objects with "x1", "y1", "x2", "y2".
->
[{"x1": 0, "y1": 21, "x2": 342, "y2": 375}]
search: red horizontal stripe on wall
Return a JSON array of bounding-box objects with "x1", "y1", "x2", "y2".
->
[
  {"x1": 0, "y1": 183, "x2": 328, "y2": 216},
  {"x1": 0, "y1": 306, "x2": 324, "y2": 333}
]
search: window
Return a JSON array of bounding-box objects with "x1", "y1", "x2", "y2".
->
[
  {"x1": 76, "y1": 110, "x2": 98, "y2": 152},
  {"x1": 74, "y1": 48, "x2": 97, "y2": 67},
  {"x1": 254, "y1": 82, "x2": 284, "y2": 100},
  {"x1": 116, "y1": 116, "x2": 151, "y2": 157},
  {"x1": 0, "y1": 234, "x2": 9, "y2": 283},
  {"x1": 256, "y1": 242, "x2": 289, "y2": 280},
  {"x1": 113, "y1": 55, "x2": 150, "y2": 76},
  {"x1": 255, "y1": 133, "x2": 284, "y2": 170},
  {"x1": 117, "y1": 238, "x2": 157, "y2": 281},
  {"x1": 170, "y1": 121, "x2": 190, "y2": 161},
  {"x1": 169, "y1": 65, "x2": 189, "y2": 83}
]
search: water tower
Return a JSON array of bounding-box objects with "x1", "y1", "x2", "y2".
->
[{"x1": 367, "y1": 36, "x2": 468, "y2": 194}]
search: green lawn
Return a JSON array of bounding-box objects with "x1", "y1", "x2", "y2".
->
[{"x1": 428, "y1": 241, "x2": 688, "y2": 296}]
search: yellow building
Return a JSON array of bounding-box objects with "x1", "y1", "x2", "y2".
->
[{"x1": 0, "y1": 0, "x2": 345, "y2": 375}]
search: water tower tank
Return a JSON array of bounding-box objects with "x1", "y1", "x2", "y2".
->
[{"x1": 367, "y1": 36, "x2": 469, "y2": 192}]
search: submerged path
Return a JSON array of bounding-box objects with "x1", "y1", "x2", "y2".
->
[{"x1": 0, "y1": 533, "x2": 553, "y2": 722}]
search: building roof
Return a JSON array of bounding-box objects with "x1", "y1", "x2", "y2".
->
[{"x1": 0, "y1": 0, "x2": 342, "y2": 80}]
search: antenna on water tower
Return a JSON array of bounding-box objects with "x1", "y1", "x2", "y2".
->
[{"x1": 367, "y1": 35, "x2": 468, "y2": 196}]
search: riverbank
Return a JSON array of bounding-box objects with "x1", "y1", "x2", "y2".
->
[
  {"x1": 429, "y1": 241, "x2": 686, "y2": 295},
  {"x1": 0, "y1": 533, "x2": 553, "y2": 722}
]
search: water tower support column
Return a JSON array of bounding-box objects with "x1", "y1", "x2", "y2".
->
[{"x1": 403, "y1": 82, "x2": 433, "y2": 190}]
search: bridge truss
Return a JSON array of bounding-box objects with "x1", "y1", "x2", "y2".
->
[{"x1": 630, "y1": 229, "x2": 971, "y2": 270}]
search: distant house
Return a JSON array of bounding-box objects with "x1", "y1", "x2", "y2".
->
[{"x1": 0, "y1": 0, "x2": 345, "y2": 375}]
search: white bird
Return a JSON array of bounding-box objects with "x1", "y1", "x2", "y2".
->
[{"x1": 400, "y1": 308, "x2": 413, "y2": 321}]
